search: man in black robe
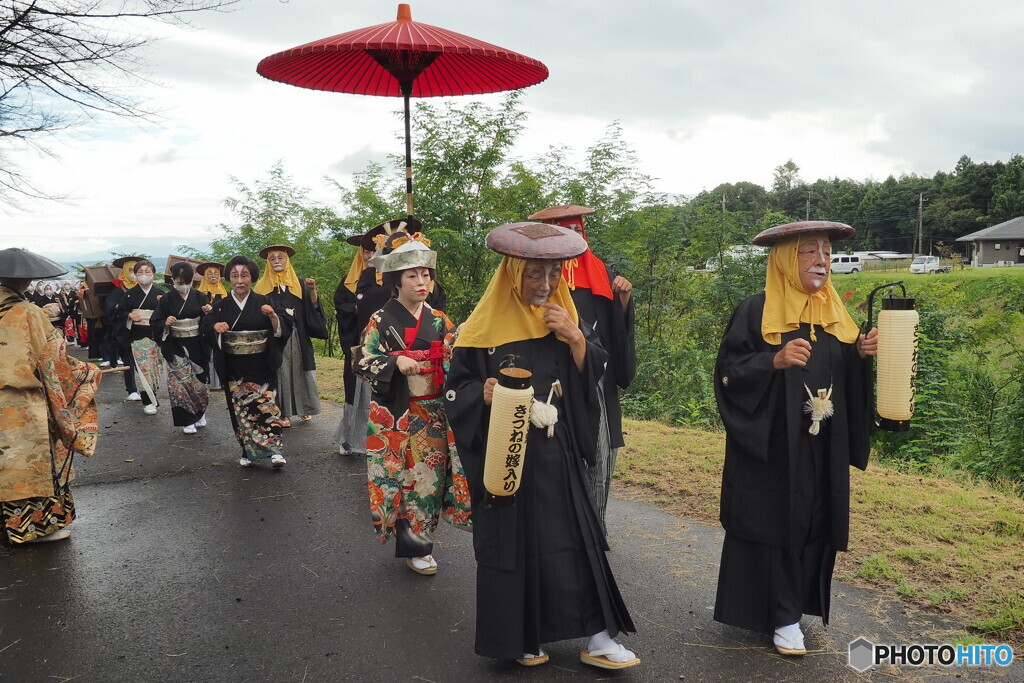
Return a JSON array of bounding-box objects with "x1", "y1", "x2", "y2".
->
[
  {"x1": 446, "y1": 222, "x2": 639, "y2": 671},
  {"x1": 713, "y1": 221, "x2": 877, "y2": 655},
  {"x1": 529, "y1": 205, "x2": 636, "y2": 529}
]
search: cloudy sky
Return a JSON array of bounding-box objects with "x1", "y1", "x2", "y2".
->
[{"x1": 3, "y1": 0, "x2": 1023, "y2": 261}]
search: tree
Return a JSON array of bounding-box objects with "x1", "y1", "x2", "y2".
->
[
  {"x1": 0, "y1": 0, "x2": 236, "y2": 202},
  {"x1": 987, "y1": 154, "x2": 1024, "y2": 224}
]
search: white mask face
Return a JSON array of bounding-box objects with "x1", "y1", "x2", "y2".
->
[
  {"x1": 127, "y1": 271, "x2": 138, "y2": 282},
  {"x1": 174, "y1": 283, "x2": 191, "y2": 294},
  {"x1": 136, "y1": 274, "x2": 154, "y2": 286}
]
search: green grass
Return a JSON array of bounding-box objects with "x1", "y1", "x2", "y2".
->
[{"x1": 611, "y1": 417, "x2": 1024, "y2": 645}]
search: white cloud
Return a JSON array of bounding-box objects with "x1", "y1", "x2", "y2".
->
[{"x1": 6, "y1": 0, "x2": 1024, "y2": 261}]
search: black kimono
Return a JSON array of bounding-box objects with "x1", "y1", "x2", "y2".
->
[
  {"x1": 265, "y1": 280, "x2": 327, "y2": 418},
  {"x1": 569, "y1": 264, "x2": 637, "y2": 526},
  {"x1": 713, "y1": 292, "x2": 872, "y2": 634},
  {"x1": 201, "y1": 292, "x2": 293, "y2": 461},
  {"x1": 152, "y1": 288, "x2": 210, "y2": 426},
  {"x1": 333, "y1": 279, "x2": 360, "y2": 405},
  {"x1": 445, "y1": 331, "x2": 635, "y2": 660},
  {"x1": 116, "y1": 284, "x2": 166, "y2": 406}
]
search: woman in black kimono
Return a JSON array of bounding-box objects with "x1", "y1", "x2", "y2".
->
[
  {"x1": 201, "y1": 255, "x2": 292, "y2": 468},
  {"x1": 445, "y1": 222, "x2": 639, "y2": 671},
  {"x1": 255, "y1": 245, "x2": 327, "y2": 426},
  {"x1": 713, "y1": 221, "x2": 877, "y2": 656},
  {"x1": 116, "y1": 259, "x2": 165, "y2": 415},
  {"x1": 151, "y1": 261, "x2": 210, "y2": 434}
]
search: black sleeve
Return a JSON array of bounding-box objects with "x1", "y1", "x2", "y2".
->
[
  {"x1": 713, "y1": 293, "x2": 780, "y2": 463},
  {"x1": 302, "y1": 281, "x2": 329, "y2": 340},
  {"x1": 605, "y1": 265, "x2": 637, "y2": 389}
]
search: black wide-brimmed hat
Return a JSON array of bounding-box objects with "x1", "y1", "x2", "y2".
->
[
  {"x1": 111, "y1": 255, "x2": 144, "y2": 268},
  {"x1": 753, "y1": 220, "x2": 856, "y2": 246},
  {"x1": 485, "y1": 222, "x2": 587, "y2": 260},
  {"x1": 0, "y1": 248, "x2": 69, "y2": 279},
  {"x1": 347, "y1": 218, "x2": 423, "y2": 250}
]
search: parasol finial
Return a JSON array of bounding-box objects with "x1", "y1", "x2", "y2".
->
[{"x1": 397, "y1": 4, "x2": 412, "y2": 21}]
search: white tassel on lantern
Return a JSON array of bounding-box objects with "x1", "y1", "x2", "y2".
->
[
  {"x1": 483, "y1": 367, "x2": 534, "y2": 497},
  {"x1": 876, "y1": 299, "x2": 920, "y2": 430}
]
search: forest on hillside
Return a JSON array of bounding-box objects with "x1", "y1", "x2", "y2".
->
[{"x1": 185, "y1": 94, "x2": 1024, "y2": 489}]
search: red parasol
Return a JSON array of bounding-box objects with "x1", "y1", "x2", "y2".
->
[{"x1": 257, "y1": 3, "x2": 549, "y2": 217}]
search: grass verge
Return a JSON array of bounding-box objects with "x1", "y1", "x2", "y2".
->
[{"x1": 613, "y1": 417, "x2": 1024, "y2": 644}]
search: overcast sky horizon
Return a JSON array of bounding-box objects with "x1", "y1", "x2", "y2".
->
[{"x1": 2, "y1": 0, "x2": 1022, "y2": 262}]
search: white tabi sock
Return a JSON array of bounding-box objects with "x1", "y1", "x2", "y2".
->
[{"x1": 587, "y1": 630, "x2": 635, "y2": 662}]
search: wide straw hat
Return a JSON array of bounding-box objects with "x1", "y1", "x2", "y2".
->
[
  {"x1": 753, "y1": 220, "x2": 856, "y2": 246},
  {"x1": 258, "y1": 244, "x2": 297, "y2": 259},
  {"x1": 527, "y1": 204, "x2": 596, "y2": 222},
  {"x1": 485, "y1": 222, "x2": 587, "y2": 260}
]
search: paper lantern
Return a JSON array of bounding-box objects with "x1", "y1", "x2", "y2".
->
[
  {"x1": 875, "y1": 297, "x2": 919, "y2": 430},
  {"x1": 865, "y1": 283, "x2": 920, "y2": 432},
  {"x1": 483, "y1": 365, "x2": 534, "y2": 497}
]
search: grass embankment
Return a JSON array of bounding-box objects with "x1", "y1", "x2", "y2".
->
[{"x1": 614, "y1": 418, "x2": 1024, "y2": 645}]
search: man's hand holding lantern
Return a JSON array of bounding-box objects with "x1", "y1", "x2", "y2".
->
[{"x1": 857, "y1": 328, "x2": 878, "y2": 359}]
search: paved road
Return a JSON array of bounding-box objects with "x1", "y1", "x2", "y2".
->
[{"x1": 1, "y1": 350, "x2": 1017, "y2": 682}]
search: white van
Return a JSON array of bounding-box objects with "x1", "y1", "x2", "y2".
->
[{"x1": 831, "y1": 254, "x2": 862, "y2": 274}]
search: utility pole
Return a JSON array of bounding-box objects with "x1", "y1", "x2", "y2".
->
[
  {"x1": 722, "y1": 192, "x2": 726, "y2": 212},
  {"x1": 806, "y1": 187, "x2": 812, "y2": 220},
  {"x1": 916, "y1": 193, "x2": 925, "y2": 257}
]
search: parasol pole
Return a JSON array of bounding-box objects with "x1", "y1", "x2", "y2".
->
[{"x1": 402, "y1": 79, "x2": 414, "y2": 218}]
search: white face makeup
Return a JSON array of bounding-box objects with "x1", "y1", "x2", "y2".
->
[
  {"x1": 520, "y1": 261, "x2": 563, "y2": 306},
  {"x1": 267, "y1": 251, "x2": 288, "y2": 272},
  {"x1": 396, "y1": 267, "x2": 431, "y2": 307},
  {"x1": 230, "y1": 264, "x2": 252, "y2": 296},
  {"x1": 797, "y1": 237, "x2": 831, "y2": 293}
]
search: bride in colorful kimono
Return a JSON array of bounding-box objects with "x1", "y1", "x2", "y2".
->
[
  {"x1": 355, "y1": 232, "x2": 471, "y2": 576},
  {"x1": 151, "y1": 260, "x2": 210, "y2": 434}
]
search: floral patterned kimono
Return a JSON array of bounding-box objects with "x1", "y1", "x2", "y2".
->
[
  {"x1": 357, "y1": 298, "x2": 471, "y2": 557},
  {"x1": 0, "y1": 286, "x2": 101, "y2": 543}
]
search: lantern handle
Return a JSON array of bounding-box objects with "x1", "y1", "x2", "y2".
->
[{"x1": 863, "y1": 281, "x2": 907, "y2": 332}]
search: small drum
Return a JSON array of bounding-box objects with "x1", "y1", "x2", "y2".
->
[
  {"x1": 131, "y1": 309, "x2": 153, "y2": 326},
  {"x1": 224, "y1": 330, "x2": 268, "y2": 355},
  {"x1": 42, "y1": 303, "x2": 62, "y2": 322},
  {"x1": 170, "y1": 317, "x2": 200, "y2": 338}
]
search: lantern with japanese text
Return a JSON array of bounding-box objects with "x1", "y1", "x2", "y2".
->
[{"x1": 483, "y1": 359, "x2": 534, "y2": 497}]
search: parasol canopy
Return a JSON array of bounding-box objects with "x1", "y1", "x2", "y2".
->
[{"x1": 257, "y1": 4, "x2": 549, "y2": 217}]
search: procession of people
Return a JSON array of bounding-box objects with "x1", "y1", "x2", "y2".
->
[{"x1": 2, "y1": 214, "x2": 883, "y2": 671}]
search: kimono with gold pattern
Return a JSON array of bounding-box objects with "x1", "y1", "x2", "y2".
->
[{"x1": 0, "y1": 286, "x2": 101, "y2": 543}]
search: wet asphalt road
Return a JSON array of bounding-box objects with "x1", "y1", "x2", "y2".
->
[{"x1": 1, "y1": 349, "x2": 1018, "y2": 682}]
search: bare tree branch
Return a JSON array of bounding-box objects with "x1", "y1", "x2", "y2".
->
[{"x1": 0, "y1": 0, "x2": 238, "y2": 204}]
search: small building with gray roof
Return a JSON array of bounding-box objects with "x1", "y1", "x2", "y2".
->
[{"x1": 956, "y1": 216, "x2": 1024, "y2": 266}]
